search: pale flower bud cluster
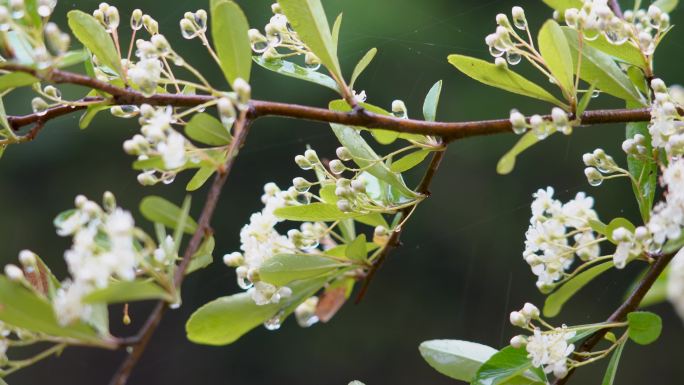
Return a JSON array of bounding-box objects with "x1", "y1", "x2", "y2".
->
[
  {"x1": 508, "y1": 108, "x2": 573, "y2": 137},
  {"x1": 93, "y1": 2, "x2": 120, "y2": 33},
  {"x1": 582, "y1": 148, "x2": 620, "y2": 186},
  {"x1": 51, "y1": 193, "x2": 142, "y2": 325},
  {"x1": 180, "y1": 9, "x2": 208, "y2": 40},
  {"x1": 485, "y1": 9, "x2": 521, "y2": 65},
  {"x1": 524, "y1": 187, "x2": 601, "y2": 291},
  {"x1": 621, "y1": 133, "x2": 648, "y2": 156},
  {"x1": 223, "y1": 182, "x2": 334, "y2": 306},
  {"x1": 249, "y1": 4, "x2": 321, "y2": 71},
  {"x1": 648, "y1": 78, "x2": 684, "y2": 158},
  {"x1": 123, "y1": 105, "x2": 190, "y2": 185}
]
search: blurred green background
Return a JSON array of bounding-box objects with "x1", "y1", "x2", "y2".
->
[{"x1": 1, "y1": 0, "x2": 683, "y2": 384}]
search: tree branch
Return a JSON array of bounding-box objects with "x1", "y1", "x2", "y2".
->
[
  {"x1": 107, "y1": 115, "x2": 252, "y2": 385},
  {"x1": 609, "y1": 0, "x2": 624, "y2": 18},
  {"x1": 552, "y1": 251, "x2": 675, "y2": 385}
]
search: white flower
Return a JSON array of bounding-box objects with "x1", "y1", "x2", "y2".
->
[
  {"x1": 53, "y1": 281, "x2": 93, "y2": 326},
  {"x1": 158, "y1": 131, "x2": 187, "y2": 169},
  {"x1": 526, "y1": 327, "x2": 575, "y2": 379},
  {"x1": 128, "y1": 58, "x2": 162, "y2": 96}
]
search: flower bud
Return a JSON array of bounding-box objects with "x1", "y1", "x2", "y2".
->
[
  {"x1": 137, "y1": 172, "x2": 157, "y2": 186},
  {"x1": 131, "y1": 9, "x2": 143, "y2": 30},
  {"x1": 509, "y1": 311, "x2": 527, "y2": 327},
  {"x1": 651, "y1": 78, "x2": 667, "y2": 93},
  {"x1": 521, "y1": 302, "x2": 540, "y2": 319},
  {"x1": 292, "y1": 177, "x2": 310, "y2": 192},
  {"x1": 584, "y1": 167, "x2": 603, "y2": 186},
  {"x1": 510, "y1": 335, "x2": 527, "y2": 348},
  {"x1": 295, "y1": 154, "x2": 312, "y2": 170},
  {"x1": 18, "y1": 250, "x2": 36, "y2": 266},
  {"x1": 612, "y1": 227, "x2": 631, "y2": 242},
  {"x1": 329, "y1": 159, "x2": 345, "y2": 175},
  {"x1": 271, "y1": 3, "x2": 282, "y2": 14},
  {"x1": 103, "y1": 191, "x2": 116, "y2": 212},
  {"x1": 233, "y1": 78, "x2": 251, "y2": 104},
  {"x1": 509, "y1": 109, "x2": 526, "y2": 134},
  {"x1": 143, "y1": 14, "x2": 159, "y2": 34},
  {"x1": 223, "y1": 252, "x2": 244, "y2": 267},
  {"x1": 336, "y1": 146, "x2": 352, "y2": 161},
  {"x1": 304, "y1": 149, "x2": 319, "y2": 164},
  {"x1": 391, "y1": 100, "x2": 407, "y2": 118},
  {"x1": 336, "y1": 199, "x2": 351, "y2": 212},
  {"x1": 217, "y1": 97, "x2": 236, "y2": 126},
  {"x1": 5, "y1": 264, "x2": 23, "y2": 281}
]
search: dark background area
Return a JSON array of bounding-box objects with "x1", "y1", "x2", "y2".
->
[{"x1": 0, "y1": 0, "x2": 682, "y2": 384}]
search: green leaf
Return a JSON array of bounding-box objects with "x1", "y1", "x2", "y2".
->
[
  {"x1": 542, "y1": 0, "x2": 583, "y2": 12},
  {"x1": 653, "y1": 0, "x2": 679, "y2": 13},
  {"x1": 79, "y1": 102, "x2": 110, "y2": 129},
  {"x1": 538, "y1": 20, "x2": 574, "y2": 96},
  {"x1": 627, "y1": 311, "x2": 662, "y2": 345},
  {"x1": 419, "y1": 340, "x2": 498, "y2": 382},
  {"x1": 497, "y1": 132, "x2": 541, "y2": 175},
  {"x1": 626, "y1": 120, "x2": 657, "y2": 223},
  {"x1": 57, "y1": 49, "x2": 89, "y2": 68},
  {"x1": 274, "y1": 202, "x2": 361, "y2": 222},
  {"x1": 447, "y1": 54, "x2": 567, "y2": 107},
  {"x1": 7, "y1": 31, "x2": 33, "y2": 65},
  {"x1": 472, "y1": 346, "x2": 547, "y2": 385},
  {"x1": 259, "y1": 254, "x2": 344, "y2": 286},
  {"x1": 277, "y1": 0, "x2": 342, "y2": 80},
  {"x1": 345, "y1": 234, "x2": 367, "y2": 261},
  {"x1": 390, "y1": 149, "x2": 432, "y2": 173},
  {"x1": 422, "y1": 80, "x2": 443, "y2": 122},
  {"x1": 67, "y1": 10, "x2": 122, "y2": 76},
  {"x1": 253, "y1": 56, "x2": 340, "y2": 92},
  {"x1": 211, "y1": 0, "x2": 252, "y2": 84},
  {"x1": 639, "y1": 267, "x2": 669, "y2": 307},
  {"x1": 329, "y1": 122, "x2": 420, "y2": 199},
  {"x1": 0, "y1": 72, "x2": 37, "y2": 92},
  {"x1": 0, "y1": 276, "x2": 102, "y2": 343},
  {"x1": 350, "y1": 48, "x2": 377, "y2": 89},
  {"x1": 325, "y1": 242, "x2": 379, "y2": 258},
  {"x1": 331, "y1": 13, "x2": 343, "y2": 47},
  {"x1": 544, "y1": 262, "x2": 614, "y2": 317},
  {"x1": 589, "y1": 219, "x2": 608, "y2": 236},
  {"x1": 562, "y1": 28, "x2": 644, "y2": 104},
  {"x1": 139, "y1": 196, "x2": 198, "y2": 234},
  {"x1": 584, "y1": 34, "x2": 647, "y2": 69},
  {"x1": 186, "y1": 277, "x2": 326, "y2": 345},
  {"x1": 83, "y1": 280, "x2": 172, "y2": 304},
  {"x1": 187, "y1": 236, "x2": 216, "y2": 275},
  {"x1": 354, "y1": 212, "x2": 389, "y2": 228},
  {"x1": 185, "y1": 113, "x2": 231, "y2": 146},
  {"x1": 186, "y1": 166, "x2": 216, "y2": 192},
  {"x1": 606, "y1": 217, "x2": 636, "y2": 244},
  {"x1": 601, "y1": 341, "x2": 626, "y2": 385}
]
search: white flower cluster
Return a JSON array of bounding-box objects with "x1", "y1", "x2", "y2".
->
[
  {"x1": 51, "y1": 193, "x2": 140, "y2": 325},
  {"x1": 249, "y1": 3, "x2": 321, "y2": 70},
  {"x1": 647, "y1": 79, "x2": 684, "y2": 157},
  {"x1": 223, "y1": 182, "x2": 331, "y2": 306},
  {"x1": 509, "y1": 108, "x2": 572, "y2": 138},
  {"x1": 484, "y1": 7, "x2": 528, "y2": 66},
  {"x1": 179, "y1": 9, "x2": 207, "y2": 40},
  {"x1": 123, "y1": 105, "x2": 189, "y2": 185},
  {"x1": 582, "y1": 148, "x2": 621, "y2": 186},
  {"x1": 564, "y1": 1, "x2": 669, "y2": 53},
  {"x1": 509, "y1": 303, "x2": 575, "y2": 379},
  {"x1": 524, "y1": 187, "x2": 601, "y2": 290}
]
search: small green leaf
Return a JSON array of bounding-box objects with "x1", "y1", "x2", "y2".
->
[
  {"x1": 186, "y1": 166, "x2": 216, "y2": 192},
  {"x1": 447, "y1": 54, "x2": 567, "y2": 107},
  {"x1": 588, "y1": 219, "x2": 608, "y2": 236},
  {"x1": 185, "y1": 113, "x2": 231, "y2": 146},
  {"x1": 67, "y1": 10, "x2": 122, "y2": 76},
  {"x1": 606, "y1": 217, "x2": 636, "y2": 244},
  {"x1": 627, "y1": 311, "x2": 662, "y2": 345},
  {"x1": 259, "y1": 254, "x2": 344, "y2": 286},
  {"x1": 325, "y1": 242, "x2": 379, "y2": 258},
  {"x1": 187, "y1": 236, "x2": 216, "y2": 275},
  {"x1": 419, "y1": 340, "x2": 498, "y2": 382},
  {"x1": 538, "y1": 20, "x2": 574, "y2": 96},
  {"x1": 211, "y1": 0, "x2": 252, "y2": 84},
  {"x1": 354, "y1": 212, "x2": 389, "y2": 228},
  {"x1": 0, "y1": 276, "x2": 102, "y2": 343},
  {"x1": 542, "y1": 0, "x2": 583, "y2": 12},
  {"x1": 472, "y1": 346, "x2": 547, "y2": 385},
  {"x1": 140, "y1": 196, "x2": 198, "y2": 234},
  {"x1": 576, "y1": 82, "x2": 598, "y2": 117},
  {"x1": 57, "y1": 49, "x2": 89, "y2": 68},
  {"x1": 349, "y1": 48, "x2": 377, "y2": 89},
  {"x1": 345, "y1": 234, "x2": 367, "y2": 261},
  {"x1": 186, "y1": 277, "x2": 326, "y2": 345},
  {"x1": 79, "y1": 103, "x2": 110, "y2": 129},
  {"x1": 82, "y1": 280, "x2": 172, "y2": 304},
  {"x1": 544, "y1": 262, "x2": 614, "y2": 317},
  {"x1": 638, "y1": 267, "x2": 669, "y2": 307},
  {"x1": 274, "y1": 202, "x2": 361, "y2": 222},
  {"x1": 0, "y1": 72, "x2": 38, "y2": 92},
  {"x1": 253, "y1": 56, "x2": 340, "y2": 92},
  {"x1": 330, "y1": 122, "x2": 420, "y2": 199},
  {"x1": 601, "y1": 341, "x2": 626, "y2": 385},
  {"x1": 422, "y1": 80, "x2": 443, "y2": 122},
  {"x1": 497, "y1": 132, "x2": 541, "y2": 175},
  {"x1": 653, "y1": 0, "x2": 679, "y2": 13},
  {"x1": 562, "y1": 28, "x2": 644, "y2": 104},
  {"x1": 626, "y1": 120, "x2": 657, "y2": 223},
  {"x1": 390, "y1": 149, "x2": 432, "y2": 173},
  {"x1": 331, "y1": 13, "x2": 343, "y2": 47},
  {"x1": 278, "y1": 0, "x2": 342, "y2": 80},
  {"x1": 584, "y1": 34, "x2": 647, "y2": 69}
]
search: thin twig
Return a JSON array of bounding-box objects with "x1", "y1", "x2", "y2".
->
[
  {"x1": 609, "y1": 0, "x2": 624, "y2": 18},
  {"x1": 355, "y1": 150, "x2": 446, "y2": 303},
  {"x1": 107, "y1": 115, "x2": 252, "y2": 385},
  {"x1": 552, "y1": 251, "x2": 675, "y2": 385}
]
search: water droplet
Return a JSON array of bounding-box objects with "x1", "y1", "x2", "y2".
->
[
  {"x1": 126, "y1": 346, "x2": 134, "y2": 354},
  {"x1": 506, "y1": 51, "x2": 522, "y2": 65},
  {"x1": 588, "y1": 178, "x2": 603, "y2": 187},
  {"x1": 173, "y1": 56, "x2": 185, "y2": 66},
  {"x1": 111, "y1": 105, "x2": 139, "y2": 118},
  {"x1": 263, "y1": 311, "x2": 283, "y2": 331},
  {"x1": 591, "y1": 89, "x2": 601, "y2": 98},
  {"x1": 161, "y1": 174, "x2": 176, "y2": 185},
  {"x1": 489, "y1": 45, "x2": 505, "y2": 58},
  {"x1": 642, "y1": 42, "x2": 656, "y2": 56},
  {"x1": 267, "y1": 31, "x2": 282, "y2": 47},
  {"x1": 169, "y1": 302, "x2": 181, "y2": 309},
  {"x1": 584, "y1": 27, "x2": 600, "y2": 41},
  {"x1": 513, "y1": 19, "x2": 527, "y2": 30},
  {"x1": 237, "y1": 276, "x2": 253, "y2": 289},
  {"x1": 251, "y1": 40, "x2": 269, "y2": 53},
  {"x1": 512, "y1": 125, "x2": 527, "y2": 135},
  {"x1": 31, "y1": 98, "x2": 49, "y2": 116},
  {"x1": 10, "y1": 5, "x2": 24, "y2": 19},
  {"x1": 295, "y1": 193, "x2": 311, "y2": 205},
  {"x1": 286, "y1": 22, "x2": 295, "y2": 33},
  {"x1": 605, "y1": 31, "x2": 628, "y2": 45},
  {"x1": 37, "y1": 5, "x2": 53, "y2": 17},
  {"x1": 304, "y1": 61, "x2": 321, "y2": 71}
]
